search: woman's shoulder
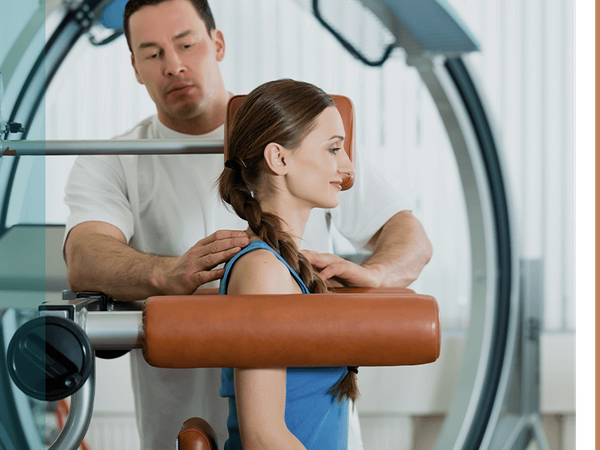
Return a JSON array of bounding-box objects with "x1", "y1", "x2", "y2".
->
[{"x1": 227, "y1": 247, "x2": 302, "y2": 295}]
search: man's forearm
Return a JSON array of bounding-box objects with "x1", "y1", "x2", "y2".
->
[
  {"x1": 66, "y1": 231, "x2": 174, "y2": 301},
  {"x1": 363, "y1": 210, "x2": 433, "y2": 288},
  {"x1": 65, "y1": 222, "x2": 249, "y2": 301}
]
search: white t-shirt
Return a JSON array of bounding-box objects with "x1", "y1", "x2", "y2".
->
[
  {"x1": 63, "y1": 114, "x2": 409, "y2": 450},
  {"x1": 64, "y1": 115, "x2": 408, "y2": 257}
]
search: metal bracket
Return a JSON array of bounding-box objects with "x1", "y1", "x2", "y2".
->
[
  {"x1": 0, "y1": 72, "x2": 25, "y2": 141},
  {"x1": 39, "y1": 291, "x2": 113, "y2": 321},
  {"x1": 488, "y1": 259, "x2": 551, "y2": 450}
]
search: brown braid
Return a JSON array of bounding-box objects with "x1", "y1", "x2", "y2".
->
[{"x1": 218, "y1": 79, "x2": 359, "y2": 404}]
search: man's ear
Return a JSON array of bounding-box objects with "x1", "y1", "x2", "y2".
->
[
  {"x1": 212, "y1": 29, "x2": 226, "y2": 62},
  {"x1": 131, "y1": 54, "x2": 144, "y2": 85},
  {"x1": 264, "y1": 143, "x2": 289, "y2": 176}
]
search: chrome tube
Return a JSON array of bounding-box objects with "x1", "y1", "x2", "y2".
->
[
  {"x1": 83, "y1": 311, "x2": 144, "y2": 350},
  {"x1": 48, "y1": 366, "x2": 95, "y2": 450},
  {"x1": 1, "y1": 138, "x2": 224, "y2": 156}
]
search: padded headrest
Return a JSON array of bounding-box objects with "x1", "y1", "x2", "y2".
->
[{"x1": 225, "y1": 94, "x2": 355, "y2": 190}]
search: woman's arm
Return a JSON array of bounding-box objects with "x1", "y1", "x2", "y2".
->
[
  {"x1": 234, "y1": 367, "x2": 304, "y2": 450},
  {"x1": 227, "y1": 249, "x2": 305, "y2": 450}
]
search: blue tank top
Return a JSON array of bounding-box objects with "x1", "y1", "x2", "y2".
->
[{"x1": 219, "y1": 240, "x2": 348, "y2": 450}]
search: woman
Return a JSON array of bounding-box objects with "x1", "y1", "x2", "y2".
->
[{"x1": 218, "y1": 79, "x2": 358, "y2": 450}]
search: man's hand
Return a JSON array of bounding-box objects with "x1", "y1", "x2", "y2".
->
[
  {"x1": 301, "y1": 250, "x2": 384, "y2": 288},
  {"x1": 156, "y1": 230, "x2": 249, "y2": 294},
  {"x1": 302, "y1": 211, "x2": 432, "y2": 289},
  {"x1": 65, "y1": 221, "x2": 249, "y2": 301}
]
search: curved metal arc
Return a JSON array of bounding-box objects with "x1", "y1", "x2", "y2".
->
[
  {"x1": 417, "y1": 58, "x2": 519, "y2": 450},
  {"x1": 413, "y1": 56, "x2": 498, "y2": 450},
  {"x1": 48, "y1": 365, "x2": 95, "y2": 450},
  {"x1": 0, "y1": 6, "x2": 46, "y2": 89},
  {"x1": 1, "y1": 8, "x2": 82, "y2": 232},
  {"x1": 6, "y1": 0, "x2": 109, "y2": 141},
  {"x1": 443, "y1": 57, "x2": 516, "y2": 450}
]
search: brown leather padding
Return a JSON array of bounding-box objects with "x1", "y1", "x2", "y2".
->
[
  {"x1": 177, "y1": 417, "x2": 218, "y2": 450},
  {"x1": 224, "y1": 93, "x2": 355, "y2": 190},
  {"x1": 142, "y1": 291, "x2": 440, "y2": 368}
]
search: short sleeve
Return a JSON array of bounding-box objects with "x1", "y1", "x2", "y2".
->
[{"x1": 63, "y1": 155, "x2": 135, "y2": 247}]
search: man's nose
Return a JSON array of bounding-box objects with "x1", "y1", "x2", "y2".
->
[{"x1": 163, "y1": 50, "x2": 185, "y2": 76}]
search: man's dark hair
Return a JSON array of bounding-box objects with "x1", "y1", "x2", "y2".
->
[{"x1": 123, "y1": 0, "x2": 216, "y2": 53}]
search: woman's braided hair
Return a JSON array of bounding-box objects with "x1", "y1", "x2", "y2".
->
[{"x1": 218, "y1": 79, "x2": 359, "y2": 404}]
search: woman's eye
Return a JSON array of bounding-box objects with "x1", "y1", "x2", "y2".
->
[{"x1": 329, "y1": 147, "x2": 341, "y2": 154}]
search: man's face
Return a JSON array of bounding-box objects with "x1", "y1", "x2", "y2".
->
[{"x1": 128, "y1": 0, "x2": 225, "y2": 126}]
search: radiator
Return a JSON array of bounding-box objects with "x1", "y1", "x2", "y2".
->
[{"x1": 85, "y1": 414, "x2": 140, "y2": 450}]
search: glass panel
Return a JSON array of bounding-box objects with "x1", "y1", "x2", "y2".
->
[{"x1": 0, "y1": 0, "x2": 40, "y2": 67}]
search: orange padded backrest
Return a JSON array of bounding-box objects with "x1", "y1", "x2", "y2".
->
[{"x1": 224, "y1": 94, "x2": 356, "y2": 190}]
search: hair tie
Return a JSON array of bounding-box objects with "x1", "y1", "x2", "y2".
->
[
  {"x1": 225, "y1": 158, "x2": 247, "y2": 170},
  {"x1": 224, "y1": 159, "x2": 238, "y2": 170},
  {"x1": 347, "y1": 366, "x2": 358, "y2": 375}
]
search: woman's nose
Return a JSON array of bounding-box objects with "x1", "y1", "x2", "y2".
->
[{"x1": 338, "y1": 150, "x2": 355, "y2": 178}]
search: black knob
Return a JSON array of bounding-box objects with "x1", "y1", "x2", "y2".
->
[{"x1": 7, "y1": 315, "x2": 93, "y2": 401}]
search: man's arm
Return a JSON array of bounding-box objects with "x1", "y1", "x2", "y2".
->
[
  {"x1": 303, "y1": 210, "x2": 432, "y2": 288},
  {"x1": 65, "y1": 221, "x2": 249, "y2": 301}
]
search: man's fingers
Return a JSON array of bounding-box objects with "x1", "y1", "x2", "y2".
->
[
  {"x1": 301, "y1": 250, "x2": 340, "y2": 268},
  {"x1": 194, "y1": 267, "x2": 226, "y2": 286},
  {"x1": 318, "y1": 263, "x2": 347, "y2": 280},
  {"x1": 196, "y1": 229, "x2": 249, "y2": 247},
  {"x1": 193, "y1": 233, "x2": 249, "y2": 256},
  {"x1": 196, "y1": 246, "x2": 244, "y2": 271},
  {"x1": 318, "y1": 261, "x2": 380, "y2": 288}
]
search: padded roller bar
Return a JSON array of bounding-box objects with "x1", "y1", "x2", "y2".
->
[{"x1": 143, "y1": 292, "x2": 440, "y2": 368}]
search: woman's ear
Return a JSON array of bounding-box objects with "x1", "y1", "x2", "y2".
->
[{"x1": 264, "y1": 143, "x2": 289, "y2": 176}]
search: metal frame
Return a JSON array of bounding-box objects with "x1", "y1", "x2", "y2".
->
[
  {"x1": 39, "y1": 294, "x2": 142, "y2": 450},
  {"x1": 422, "y1": 55, "x2": 518, "y2": 450}
]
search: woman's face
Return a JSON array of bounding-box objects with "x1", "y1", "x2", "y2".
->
[{"x1": 284, "y1": 106, "x2": 355, "y2": 210}]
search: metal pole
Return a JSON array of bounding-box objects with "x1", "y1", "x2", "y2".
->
[
  {"x1": 84, "y1": 311, "x2": 144, "y2": 349},
  {"x1": 1, "y1": 139, "x2": 224, "y2": 156}
]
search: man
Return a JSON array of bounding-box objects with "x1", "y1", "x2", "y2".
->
[{"x1": 63, "y1": 0, "x2": 432, "y2": 448}]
